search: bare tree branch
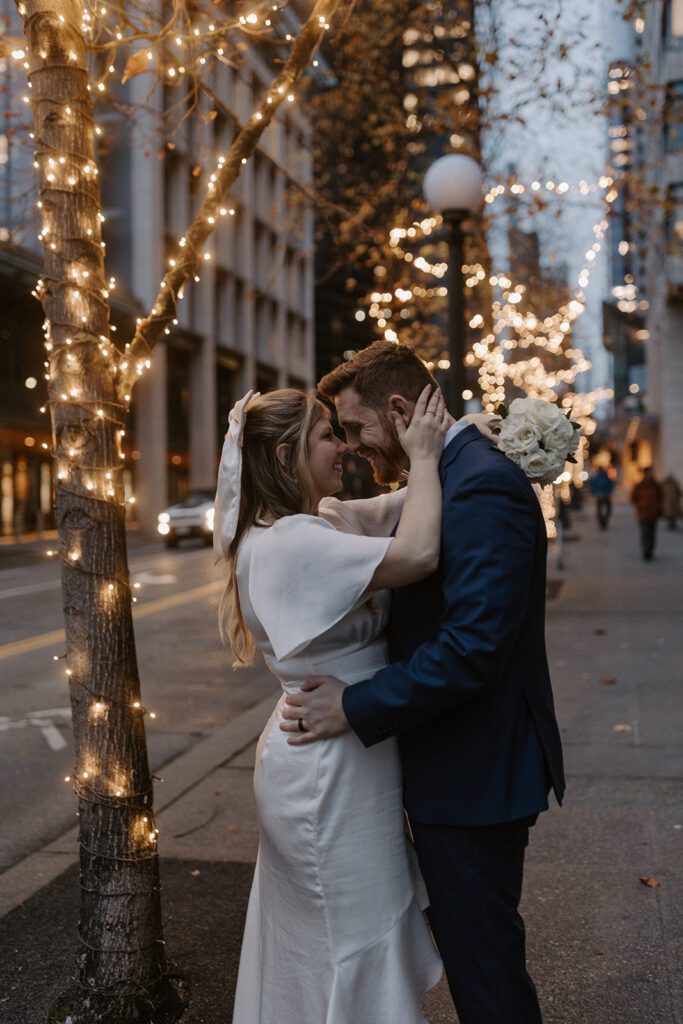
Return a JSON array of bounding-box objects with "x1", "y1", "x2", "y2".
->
[{"x1": 121, "y1": 0, "x2": 342, "y2": 394}]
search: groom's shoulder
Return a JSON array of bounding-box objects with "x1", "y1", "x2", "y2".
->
[{"x1": 450, "y1": 434, "x2": 534, "y2": 497}]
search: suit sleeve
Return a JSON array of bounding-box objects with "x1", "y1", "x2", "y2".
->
[{"x1": 342, "y1": 463, "x2": 542, "y2": 746}]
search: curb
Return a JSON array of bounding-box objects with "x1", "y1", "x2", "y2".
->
[{"x1": 0, "y1": 693, "x2": 276, "y2": 919}]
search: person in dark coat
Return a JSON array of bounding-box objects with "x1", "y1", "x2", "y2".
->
[
  {"x1": 589, "y1": 466, "x2": 615, "y2": 530},
  {"x1": 631, "y1": 467, "x2": 663, "y2": 560},
  {"x1": 661, "y1": 473, "x2": 682, "y2": 529}
]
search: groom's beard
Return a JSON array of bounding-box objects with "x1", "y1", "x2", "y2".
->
[{"x1": 364, "y1": 414, "x2": 408, "y2": 486}]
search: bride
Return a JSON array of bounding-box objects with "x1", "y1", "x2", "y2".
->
[{"x1": 214, "y1": 384, "x2": 455, "y2": 1023}]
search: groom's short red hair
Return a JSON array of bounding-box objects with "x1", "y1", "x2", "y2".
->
[{"x1": 318, "y1": 341, "x2": 437, "y2": 410}]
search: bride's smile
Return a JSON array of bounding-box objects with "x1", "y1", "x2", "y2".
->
[{"x1": 306, "y1": 414, "x2": 347, "y2": 503}]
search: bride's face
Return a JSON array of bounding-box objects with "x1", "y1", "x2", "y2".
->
[{"x1": 306, "y1": 415, "x2": 347, "y2": 503}]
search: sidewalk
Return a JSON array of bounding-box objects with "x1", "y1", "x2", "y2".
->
[{"x1": 1, "y1": 498, "x2": 681, "y2": 1023}]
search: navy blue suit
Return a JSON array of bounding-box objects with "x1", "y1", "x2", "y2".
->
[{"x1": 342, "y1": 425, "x2": 565, "y2": 1023}]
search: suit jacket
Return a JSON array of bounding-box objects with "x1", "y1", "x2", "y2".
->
[{"x1": 342, "y1": 425, "x2": 566, "y2": 826}]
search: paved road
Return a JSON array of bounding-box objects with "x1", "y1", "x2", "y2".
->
[
  {"x1": 0, "y1": 537, "x2": 278, "y2": 872},
  {"x1": 0, "y1": 497, "x2": 681, "y2": 1024}
]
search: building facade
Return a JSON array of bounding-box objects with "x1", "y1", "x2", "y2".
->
[
  {"x1": 0, "y1": 15, "x2": 315, "y2": 534},
  {"x1": 636, "y1": 0, "x2": 683, "y2": 483},
  {"x1": 600, "y1": 8, "x2": 654, "y2": 482}
]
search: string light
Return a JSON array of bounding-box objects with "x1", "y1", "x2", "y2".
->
[
  {"x1": 6, "y1": 0, "x2": 339, "y2": 1008},
  {"x1": 362, "y1": 172, "x2": 622, "y2": 436}
]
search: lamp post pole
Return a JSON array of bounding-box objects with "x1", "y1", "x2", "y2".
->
[
  {"x1": 423, "y1": 153, "x2": 483, "y2": 419},
  {"x1": 445, "y1": 211, "x2": 466, "y2": 419}
]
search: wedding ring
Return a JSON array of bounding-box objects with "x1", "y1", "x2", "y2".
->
[{"x1": 298, "y1": 718, "x2": 307, "y2": 733}]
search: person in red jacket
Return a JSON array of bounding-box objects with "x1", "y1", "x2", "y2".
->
[{"x1": 631, "y1": 467, "x2": 664, "y2": 561}]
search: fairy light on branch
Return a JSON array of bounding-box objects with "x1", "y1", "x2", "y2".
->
[
  {"x1": 366, "y1": 172, "x2": 623, "y2": 419},
  {"x1": 7, "y1": 0, "x2": 343, "y2": 1007}
]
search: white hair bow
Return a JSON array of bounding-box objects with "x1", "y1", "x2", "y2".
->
[{"x1": 213, "y1": 389, "x2": 260, "y2": 562}]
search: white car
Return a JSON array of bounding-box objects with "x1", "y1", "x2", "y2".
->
[{"x1": 157, "y1": 489, "x2": 215, "y2": 548}]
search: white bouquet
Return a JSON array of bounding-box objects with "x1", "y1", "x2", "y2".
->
[{"x1": 493, "y1": 398, "x2": 582, "y2": 487}]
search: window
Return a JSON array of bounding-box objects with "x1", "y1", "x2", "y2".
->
[
  {"x1": 215, "y1": 271, "x2": 235, "y2": 348},
  {"x1": 666, "y1": 183, "x2": 683, "y2": 250},
  {"x1": 164, "y1": 154, "x2": 189, "y2": 236},
  {"x1": 663, "y1": 0, "x2": 683, "y2": 47},
  {"x1": 664, "y1": 82, "x2": 683, "y2": 153}
]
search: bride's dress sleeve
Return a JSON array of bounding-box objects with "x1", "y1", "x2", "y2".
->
[
  {"x1": 248, "y1": 515, "x2": 392, "y2": 661},
  {"x1": 318, "y1": 489, "x2": 406, "y2": 537}
]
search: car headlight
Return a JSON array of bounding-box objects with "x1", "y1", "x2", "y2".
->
[
  {"x1": 158, "y1": 522, "x2": 170, "y2": 535},
  {"x1": 158, "y1": 512, "x2": 170, "y2": 524},
  {"x1": 204, "y1": 507, "x2": 215, "y2": 531}
]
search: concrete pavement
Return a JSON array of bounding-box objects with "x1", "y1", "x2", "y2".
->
[{"x1": 0, "y1": 495, "x2": 681, "y2": 1022}]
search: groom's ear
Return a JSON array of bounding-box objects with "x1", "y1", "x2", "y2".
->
[{"x1": 387, "y1": 394, "x2": 412, "y2": 427}]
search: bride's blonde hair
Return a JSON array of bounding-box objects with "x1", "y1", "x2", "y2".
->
[{"x1": 218, "y1": 388, "x2": 327, "y2": 666}]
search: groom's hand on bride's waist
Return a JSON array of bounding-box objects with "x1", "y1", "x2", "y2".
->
[{"x1": 280, "y1": 677, "x2": 349, "y2": 745}]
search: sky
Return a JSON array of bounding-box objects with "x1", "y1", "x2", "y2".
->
[{"x1": 480, "y1": 0, "x2": 632, "y2": 404}]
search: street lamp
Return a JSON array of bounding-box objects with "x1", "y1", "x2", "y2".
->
[{"x1": 423, "y1": 154, "x2": 483, "y2": 418}]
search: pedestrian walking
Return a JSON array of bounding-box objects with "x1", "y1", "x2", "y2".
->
[
  {"x1": 589, "y1": 466, "x2": 615, "y2": 530},
  {"x1": 631, "y1": 467, "x2": 663, "y2": 561},
  {"x1": 661, "y1": 473, "x2": 682, "y2": 529}
]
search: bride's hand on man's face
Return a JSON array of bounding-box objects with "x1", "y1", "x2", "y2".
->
[
  {"x1": 393, "y1": 385, "x2": 449, "y2": 461},
  {"x1": 465, "y1": 412, "x2": 501, "y2": 444}
]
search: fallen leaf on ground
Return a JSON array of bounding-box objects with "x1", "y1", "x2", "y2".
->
[
  {"x1": 613, "y1": 724, "x2": 632, "y2": 732},
  {"x1": 190, "y1": 869, "x2": 201, "y2": 876},
  {"x1": 226, "y1": 824, "x2": 239, "y2": 832},
  {"x1": 594, "y1": 629, "x2": 607, "y2": 636},
  {"x1": 639, "y1": 876, "x2": 660, "y2": 888},
  {"x1": 591, "y1": 948, "x2": 605, "y2": 956},
  {"x1": 600, "y1": 676, "x2": 618, "y2": 685}
]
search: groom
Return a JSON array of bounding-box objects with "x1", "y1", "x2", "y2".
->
[{"x1": 281, "y1": 341, "x2": 565, "y2": 1024}]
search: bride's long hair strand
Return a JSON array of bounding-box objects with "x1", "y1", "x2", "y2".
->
[{"x1": 218, "y1": 389, "x2": 326, "y2": 665}]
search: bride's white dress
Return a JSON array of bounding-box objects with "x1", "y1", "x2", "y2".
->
[{"x1": 231, "y1": 492, "x2": 442, "y2": 1024}]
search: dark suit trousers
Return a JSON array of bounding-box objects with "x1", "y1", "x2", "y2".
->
[{"x1": 410, "y1": 817, "x2": 543, "y2": 1024}]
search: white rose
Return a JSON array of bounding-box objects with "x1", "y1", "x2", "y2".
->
[
  {"x1": 542, "y1": 416, "x2": 574, "y2": 455},
  {"x1": 519, "y1": 449, "x2": 553, "y2": 479},
  {"x1": 508, "y1": 397, "x2": 535, "y2": 416},
  {"x1": 523, "y1": 399, "x2": 564, "y2": 434},
  {"x1": 499, "y1": 418, "x2": 542, "y2": 456}
]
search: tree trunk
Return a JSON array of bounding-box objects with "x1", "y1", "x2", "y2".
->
[
  {"x1": 16, "y1": 0, "x2": 342, "y2": 1018},
  {"x1": 18, "y1": 1, "x2": 181, "y2": 1019}
]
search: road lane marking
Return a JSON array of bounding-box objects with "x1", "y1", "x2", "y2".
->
[
  {"x1": 0, "y1": 580, "x2": 224, "y2": 662},
  {"x1": 0, "y1": 579, "x2": 62, "y2": 600},
  {"x1": 1, "y1": 708, "x2": 71, "y2": 751},
  {"x1": 0, "y1": 547, "x2": 212, "y2": 601},
  {"x1": 134, "y1": 571, "x2": 178, "y2": 585}
]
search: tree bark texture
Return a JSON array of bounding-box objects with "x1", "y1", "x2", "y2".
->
[
  {"x1": 17, "y1": 1, "x2": 179, "y2": 1019},
  {"x1": 16, "y1": 0, "x2": 343, "y2": 1018}
]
